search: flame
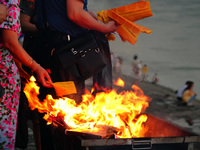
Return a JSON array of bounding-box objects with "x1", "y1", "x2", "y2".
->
[
  {"x1": 113, "y1": 78, "x2": 125, "y2": 87},
  {"x1": 24, "y1": 76, "x2": 151, "y2": 138}
]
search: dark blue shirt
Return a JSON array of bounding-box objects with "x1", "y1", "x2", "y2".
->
[{"x1": 37, "y1": 0, "x2": 88, "y2": 37}]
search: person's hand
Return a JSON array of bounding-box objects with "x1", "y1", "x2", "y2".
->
[
  {"x1": 33, "y1": 64, "x2": 52, "y2": 88},
  {"x1": 103, "y1": 20, "x2": 120, "y2": 33},
  {"x1": 0, "y1": 4, "x2": 8, "y2": 24}
]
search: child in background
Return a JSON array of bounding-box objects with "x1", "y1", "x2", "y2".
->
[{"x1": 142, "y1": 64, "x2": 148, "y2": 81}]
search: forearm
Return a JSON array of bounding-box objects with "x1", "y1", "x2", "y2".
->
[
  {"x1": 2, "y1": 29, "x2": 38, "y2": 70},
  {"x1": 2, "y1": 28, "x2": 52, "y2": 87},
  {"x1": 20, "y1": 13, "x2": 38, "y2": 35},
  {"x1": 21, "y1": 22, "x2": 38, "y2": 34},
  {"x1": 67, "y1": 0, "x2": 113, "y2": 33},
  {"x1": 87, "y1": 9, "x2": 98, "y2": 20},
  {"x1": 68, "y1": 9, "x2": 108, "y2": 32}
]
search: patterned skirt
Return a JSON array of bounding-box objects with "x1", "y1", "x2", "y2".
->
[{"x1": 0, "y1": 48, "x2": 21, "y2": 150}]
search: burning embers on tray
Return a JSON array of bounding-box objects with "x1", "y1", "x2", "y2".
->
[{"x1": 24, "y1": 76, "x2": 151, "y2": 138}]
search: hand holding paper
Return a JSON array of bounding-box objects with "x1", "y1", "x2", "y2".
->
[
  {"x1": 97, "y1": 0, "x2": 153, "y2": 45},
  {"x1": 48, "y1": 81, "x2": 77, "y2": 97}
]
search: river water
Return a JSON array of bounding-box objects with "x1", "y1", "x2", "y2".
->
[{"x1": 89, "y1": 0, "x2": 200, "y2": 99}]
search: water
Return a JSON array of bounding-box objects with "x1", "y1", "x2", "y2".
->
[{"x1": 88, "y1": 0, "x2": 200, "y2": 99}]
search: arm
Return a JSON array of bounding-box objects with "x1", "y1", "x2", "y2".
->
[
  {"x1": 87, "y1": 9, "x2": 98, "y2": 20},
  {"x1": 1, "y1": 29, "x2": 52, "y2": 87},
  {"x1": 20, "y1": 13, "x2": 38, "y2": 35},
  {"x1": 0, "y1": 4, "x2": 8, "y2": 24},
  {"x1": 67, "y1": 0, "x2": 119, "y2": 33}
]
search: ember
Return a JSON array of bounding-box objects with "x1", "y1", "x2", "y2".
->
[{"x1": 24, "y1": 76, "x2": 151, "y2": 138}]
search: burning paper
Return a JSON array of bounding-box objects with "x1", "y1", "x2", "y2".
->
[{"x1": 24, "y1": 76, "x2": 151, "y2": 138}]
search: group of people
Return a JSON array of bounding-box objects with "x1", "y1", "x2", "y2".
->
[
  {"x1": 176, "y1": 81, "x2": 197, "y2": 106},
  {"x1": 111, "y1": 53, "x2": 159, "y2": 85},
  {"x1": 132, "y1": 54, "x2": 159, "y2": 84},
  {"x1": 0, "y1": 0, "x2": 119, "y2": 149}
]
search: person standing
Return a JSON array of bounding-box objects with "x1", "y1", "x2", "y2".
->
[
  {"x1": 15, "y1": 0, "x2": 42, "y2": 149},
  {"x1": 114, "y1": 56, "x2": 123, "y2": 74},
  {"x1": 0, "y1": 0, "x2": 51, "y2": 149},
  {"x1": 0, "y1": 3, "x2": 7, "y2": 102},
  {"x1": 34, "y1": 0, "x2": 119, "y2": 101},
  {"x1": 132, "y1": 55, "x2": 142, "y2": 81},
  {"x1": 31, "y1": 0, "x2": 119, "y2": 149},
  {"x1": 142, "y1": 64, "x2": 148, "y2": 81}
]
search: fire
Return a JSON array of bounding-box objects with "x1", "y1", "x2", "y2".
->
[
  {"x1": 24, "y1": 76, "x2": 151, "y2": 138},
  {"x1": 113, "y1": 78, "x2": 125, "y2": 87}
]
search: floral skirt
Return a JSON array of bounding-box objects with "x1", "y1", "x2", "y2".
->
[{"x1": 0, "y1": 49, "x2": 21, "y2": 150}]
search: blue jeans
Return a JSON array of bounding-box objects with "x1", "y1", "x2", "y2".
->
[{"x1": 188, "y1": 95, "x2": 196, "y2": 103}]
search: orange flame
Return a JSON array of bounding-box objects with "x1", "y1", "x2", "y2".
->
[
  {"x1": 113, "y1": 78, "x2": 125, "y2": 87},
  {"x1": 24, "y1": 76, "x2": 151, "y2": 138}
]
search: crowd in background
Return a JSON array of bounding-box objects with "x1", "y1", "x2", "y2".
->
[{"x1": 111, "y1": 52, "x2": 159, "y2": 84}]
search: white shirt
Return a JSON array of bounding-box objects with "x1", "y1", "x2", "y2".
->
[{"x1": 177, "y1": 85, "x2": 187, "y2": 98}]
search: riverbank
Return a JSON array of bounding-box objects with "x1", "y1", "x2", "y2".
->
[{"x1": 16, "y1": 71, "x2": 200, "y2": 150}]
